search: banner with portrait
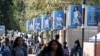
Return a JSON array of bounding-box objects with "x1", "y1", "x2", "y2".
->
[
  {"x1": 0, "y1": 25, "x2": 5, "y2": 36},
  {"x1": 86, "y1": 6, "x2": 100, "y2": 26},
  {"x1": 53, "y1": 10, "x2": 65, "y2": 30},
  {"x1": 42, "y1": 14, "x2": 52, "y2": 31},
  {"x1": 33, "y1": 18, "x2": 41, "y2": 32},
  {"x1": 69, "y1": 5, "x2": 82, "y2": 28},
  {"x1": 26, "y1": 20, "x2": 34, "y2": 32}
]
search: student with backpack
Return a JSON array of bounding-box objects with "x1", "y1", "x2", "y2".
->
[
  {"x1": 1, "y1": 38, "x2": 12, "y2": 56},
  {"x1": 12, "y1": 37, "x2": 28, "y2": 56}
]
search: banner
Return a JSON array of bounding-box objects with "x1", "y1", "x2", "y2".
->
[
  {"x1": 86, "y1": 6, "x2": 100, "y2": 26},
  {"x1": 0, "y1": 26, "x2": 5, "y2": 36},
  {"x1": 69, "y1": 5, "x2": 82, "y2": 28},
  {"x1": 42, "y1": 14, "x2": 52, "y2": 31},
  {"x1": 26, "y1": 20, "x2": 34, "y2": 32},
  {"x1": 53, "y1": 10, "x2": 65, "y2": 30},
  {"x1": 33, "y1": 18, "x2": 41, "y2": 32}
]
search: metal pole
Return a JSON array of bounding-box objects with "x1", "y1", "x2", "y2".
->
[
  {"x1": 37, "y1": 32, "x2": 38, "y2": 41},
  {"x1": 41, "y1": 31, "x2": 44, "y2": 45},
  {"x1": 46, "y1": 31, "x2": 49, "y2": 42},
  {"x1": 51, "y1": 30, "x2": 53, "y2": 40},
  {"x1": 82, "y1": 0, "x2": 86, "y2": 55},
  {"x1": 64, "y1": 9, "x2": 66, "y2": 42},
  {"x1": 95, "y1": 35, "x2": 97, "y2": 56},
  {"x1": 51, "y1": 15, "x2": 53, "y2": 40}
]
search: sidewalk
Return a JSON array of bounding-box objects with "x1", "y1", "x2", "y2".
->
[
  {"x1": 28, "y1": 54, "x2": 36, "y2": 56},
  {"x1": 0, "y1": 54, "x2": 35, "y2": 56}
]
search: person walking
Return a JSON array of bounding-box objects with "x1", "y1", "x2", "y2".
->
[
  {"x1": 1, "y1": 38, "x2": 12, "y2": 56},
  {"x1": 39, "y1": 40, "x2": 64, "y2": 56},
  {"x1": 55, "y1": 34, "x2": 59, "y2": 41},
  {"x1": 12, "y1": 37, "x2": 28, "y2": 56},
  {"x1": 63, "y1": 42, "x2": 69, "y2": 56},
  {"x1": 70, "y1": 40, "x2": 82, "y2": 56}
]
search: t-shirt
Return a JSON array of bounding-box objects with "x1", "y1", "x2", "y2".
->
[
  {"x1": 64, "y1": 47, "x2": 69, "y2": 56},
  {"x1": 13, "y1": 47, "x2": 27, "y2": 56},
  {"x1": 15, "y1": 48, "x2": 24, "y2": 56}
]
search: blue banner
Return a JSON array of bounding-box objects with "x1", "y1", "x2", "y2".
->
[
  {"x1": 53, "y1": 10, "x2": 65, "y2": 30},
  {"x1": 0, "y1": 26, "x2": 5, "y2": 32},
  {"x1": 0, "y1": 26, "x2": 5, "y2": 36},
  {"x1": 86, "y1": 6, "x2": 100, "y2": 26},
  {"x1": 33, "y1": 18, "x2": 41, "y2": 32},
  {"x1": 26, "y1": 20, "x2": 34, "y2": 32},
  {"x1": 69, "y1": 5, "x2": 82, "y2": 28},
  {"x1": 42, "y1": 14, "x2": 52, "y2": 31}
]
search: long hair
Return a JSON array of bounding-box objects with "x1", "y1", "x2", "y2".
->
[
  {"x1": 13, "y1": 37, "x2": 23, "y2": 48},
  {"x1": 47, "y1": 40, "x2": 64, "y2": 56},
  {"x1": 74, "y1": 7, "x2": 79, "y2": 12},
  {"x1": 74, "y1": 40, "x2": 80, "y2": 48}
]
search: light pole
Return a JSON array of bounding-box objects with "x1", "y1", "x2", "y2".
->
[
  {"x1": 62, "y1": 1, "x2": 69, "y2": 43},
  {"x1": 63, "y1": 6, "x2": 67, "y2": 42},
  {"x1": 95, "y1": 35, "x2": 97, "y2": 56},
  {"x1": 82, "y1": 0, "x2": 86, "y2": 55}
]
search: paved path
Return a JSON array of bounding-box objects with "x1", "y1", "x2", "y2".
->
[
  {"x1": 28, "y1": 54, "x2": 36, "y2": 56},
  {"x1": 0, "y1": 54, "x2": 36, "y2": 56}
]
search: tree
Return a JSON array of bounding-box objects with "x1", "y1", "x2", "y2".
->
[
  {"x1": 1, "y1": 0, "x2": 100, "y2": 32},
  {"x1": 0, "y1": 0, "x2": 20, "y2": 31}
]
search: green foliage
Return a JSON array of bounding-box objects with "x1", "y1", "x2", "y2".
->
[
  {"x1": 0, "y1": 0, "x2": 100, "y2": 32},
  {"x1": 0, "y1": 0, "x2": 20, "y2": 31}
]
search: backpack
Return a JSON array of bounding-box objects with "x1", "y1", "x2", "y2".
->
[{"x1": 1, "y1": 45, "x2": 12, "y2": 56}]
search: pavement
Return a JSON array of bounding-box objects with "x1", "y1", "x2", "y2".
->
[
  {"x1": 0, "y1": 54, "x2": 36, "y2": 56},
  {"x1": 28, "y1": 54, "x2": 36, "y2": 56}
]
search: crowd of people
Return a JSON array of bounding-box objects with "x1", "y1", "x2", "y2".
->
[
  {"x1": 0, "y1": 34, "x2": 82, "y2": 56},
  {"x1": 0, "y1": 37, "x2": 27, "y2": 56}
]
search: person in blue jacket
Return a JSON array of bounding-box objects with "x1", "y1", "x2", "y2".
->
[
  {"x1": 70, "y1": 40, "x2": 82, "y2": 56},
  {"x1": 1, "y1": 38, "x2": 12, "y2": 56}
]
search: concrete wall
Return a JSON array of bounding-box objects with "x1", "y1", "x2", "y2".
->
[
  {"x1": 96, "y1": 43, "x2": 100, "y2": 56},
  {"x1": 83, "y1": 42, "x2": 94, "y2": 56},
  {"x1": 67, "y1": 27, "x2": 98, "y2": 48},
  {"x1": 83, "y1": 42, "x2": 100, "y2": 56},
  {"x1": 59, "y1": 27, "x2": 98, "y2": 48}
]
